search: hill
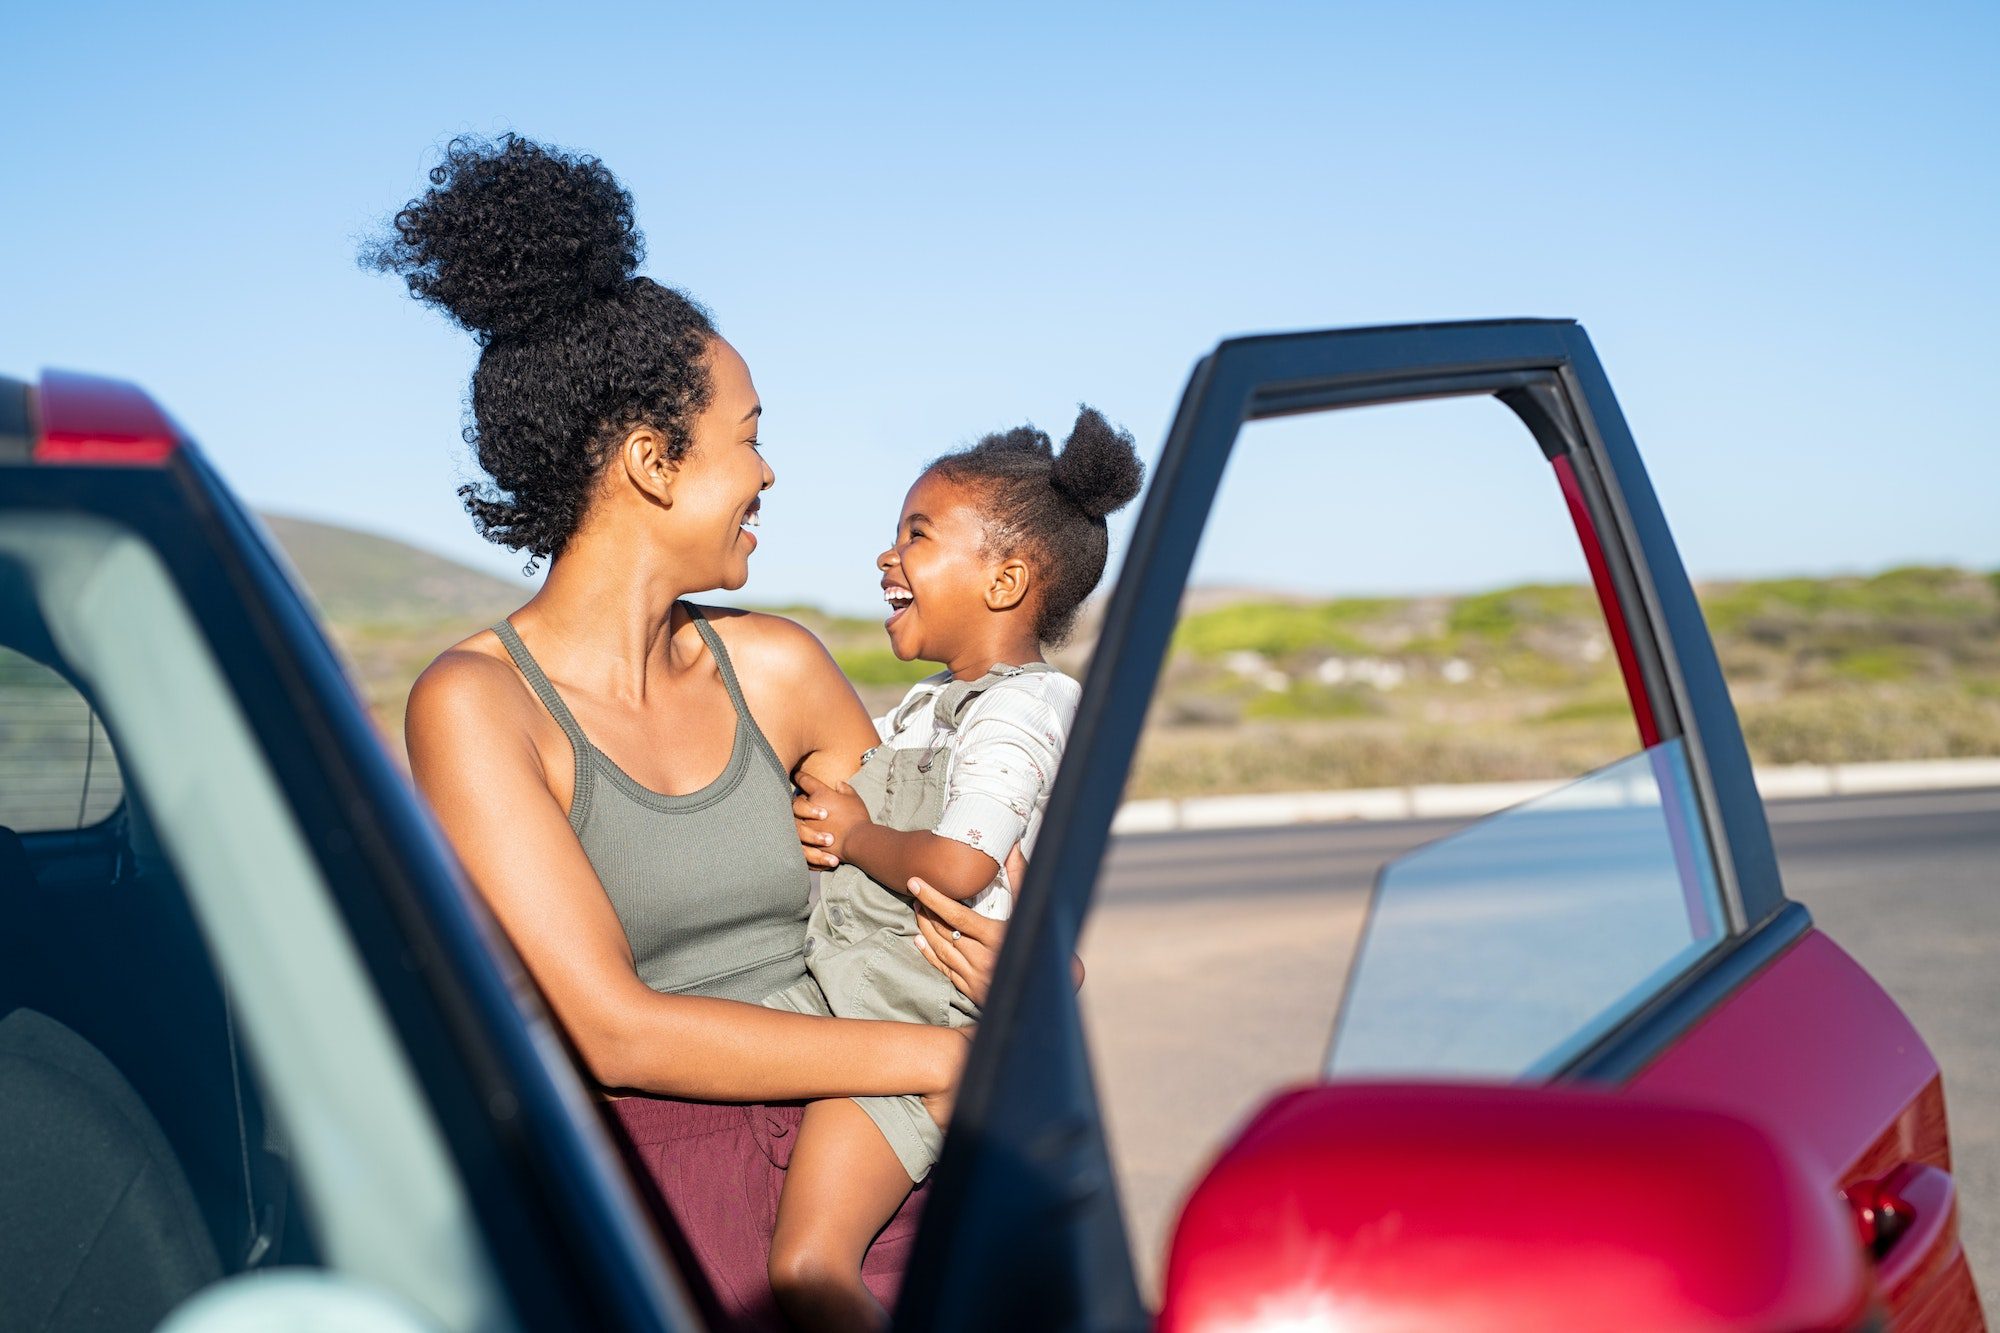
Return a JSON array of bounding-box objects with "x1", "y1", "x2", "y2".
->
[
  {"x1": 260, "y1": 514, "x2": 530, "y2": 731},
  {"x1": 261, "y1": 513, "x2": 527, "y2": 626}
]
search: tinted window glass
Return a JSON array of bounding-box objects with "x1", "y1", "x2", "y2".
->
[
  {"x1": 0, "y1": 647, "x2": 123, "y2": 830},
  {"x1": 0, "y1": 502, "x2": 501, "y2": 1328},
  {"x1": 1328, "y1": 737, "x2": 1726, "y2": 1080}
]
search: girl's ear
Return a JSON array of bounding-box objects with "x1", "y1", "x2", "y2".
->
[
  {"x1": 985, "y1": 557, "x2": 1032, "y2": 612},
  {"x1": 619, "y1": 425, "x2": 679, "y2": 505}
]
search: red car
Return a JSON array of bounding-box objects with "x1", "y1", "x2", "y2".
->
[{"x1": 0, "y1": 321, "x2": 1980, "y2": 1332}]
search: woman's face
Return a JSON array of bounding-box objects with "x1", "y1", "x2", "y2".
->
[{"x1": 667, "y1": 338, "x2": 773, "y2": 591}]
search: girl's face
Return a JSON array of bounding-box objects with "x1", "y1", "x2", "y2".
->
[
  {"x1": 664, "y1": 338, "x2": 773, "y2": 591},
  {"x1": 878, "y1": 470, "x2": 1000, "y2": 662}
]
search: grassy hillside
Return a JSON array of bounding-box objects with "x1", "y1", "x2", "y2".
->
[
  {"x1": 1130, "y1": 566, "x2": 2000, "y2": 796},
  {"x1": 261, "y1": 514, "x2": 531, "y2": 733},
  {"x1": 262, "y1": 515, "x2": 2000, "y2": 793}
]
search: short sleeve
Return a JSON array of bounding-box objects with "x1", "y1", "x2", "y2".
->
[{"x1": 933, "y1": 675, "x2": 1078, "y2": 863}]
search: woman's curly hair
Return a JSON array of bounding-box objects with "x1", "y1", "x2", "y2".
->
[
  {"x1": 929, "y1": 406, "x2": 1146, "y2": 648},
  {"x1": 364, "y1": 133, "x2": 715, "y2": 563}
]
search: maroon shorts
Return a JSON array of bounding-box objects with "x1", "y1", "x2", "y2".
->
[{"x1": 606, "y1": 1095, "x2": 929, "y2": 1331}]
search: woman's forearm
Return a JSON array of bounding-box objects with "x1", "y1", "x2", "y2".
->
[{"x1": 585, "y1": 984, "x2": 958, "y2": 1102}]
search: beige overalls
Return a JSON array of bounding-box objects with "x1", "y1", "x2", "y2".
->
[{"x1": 763, "y1": 662, "x2": 1052, "y2": 1180}]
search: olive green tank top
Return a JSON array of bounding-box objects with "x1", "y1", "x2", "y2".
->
[{"x1": 492, "y1": 605, "x2": 811, "y2": 1004}]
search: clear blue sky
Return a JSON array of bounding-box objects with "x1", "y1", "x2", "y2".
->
[{"x1": 4, "y1": 2, "x2": 1994, "y2": 616}]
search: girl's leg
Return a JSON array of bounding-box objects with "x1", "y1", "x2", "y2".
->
[{"x1": 769, "y1": 1098, "x2": 916, "y2": 1333}]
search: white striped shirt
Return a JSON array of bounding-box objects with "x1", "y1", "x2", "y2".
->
[{"x1": 871, "y1": 666, "x2": 1082, "y2": 919}]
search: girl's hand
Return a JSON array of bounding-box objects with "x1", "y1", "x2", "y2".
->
[
  {"x1": 792, "y1": 789, "x2": 841, "y2": 869},
  {"x1": 794, "y1": 770, "x2": 869, "y2": 865}
]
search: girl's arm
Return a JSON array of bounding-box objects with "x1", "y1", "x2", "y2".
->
[
  {"x1": 405, "y1": 647, "x2": 961, "y2": 1102},
  {"x1": 796, "y1": 774, "x2": 1000, "y2": 900}
]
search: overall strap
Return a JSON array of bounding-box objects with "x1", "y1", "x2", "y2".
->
[
  {"x1": 933, "y1": 661, "x2": 1057, "y2": 730},
  {"x1": 492, "y1": 619, "x2": 596, "y2": 827}
]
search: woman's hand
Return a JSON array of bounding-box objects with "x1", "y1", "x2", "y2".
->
[
  {"x1": 911, "y1": 843, "x2": 1024, "y2": 1005},
  {"x1": 918, "y1": 1025, "x2": 975, "y2": 1129},
  {"x1": 914, "y1": 845, "x2": 1087, "y2": 1002},
  {"x1": 911, "y1": 879, "x2": 1003, "y2": 1007}
]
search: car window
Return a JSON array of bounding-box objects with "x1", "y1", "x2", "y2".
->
[
  {"x1": 0, "y1": 504, "x2": 510, "y2": 1331},
  {"x1": 0, "y1": 646, "x2": 124, "y2": 830},
  {"x1": 1328, "y1": 736, "x2": 1726, "y2": 1079}
]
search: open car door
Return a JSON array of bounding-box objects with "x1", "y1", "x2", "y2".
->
[{"x1": 896, "y1": 321, "x2": 1981, "y2": 1331}]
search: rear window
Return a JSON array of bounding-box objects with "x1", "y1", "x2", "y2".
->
[{"x1": 0, "y1": 647, "x2": 123, "y2": 831}]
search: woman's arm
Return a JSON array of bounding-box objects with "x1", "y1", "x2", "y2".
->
[
  {"x1": 706, "y1": 609, "x2": 879, "y2": 789},
  {"x1": 405, "y1": 647, "x2": 962, "y2": 1102},
  {"x1": 693, "y1": 610, "x2": 880, "y2": 869}
]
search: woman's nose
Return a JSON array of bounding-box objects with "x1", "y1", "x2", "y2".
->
[
  {"x1": 878, "y1": 548, "x2": 897, "y2": 570},
  {"x1": 760, "y1": 460, "x2": 776, "y2": 491}
]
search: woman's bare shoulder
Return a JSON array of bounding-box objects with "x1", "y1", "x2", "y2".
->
[
  {"x1": 687, "y1": 604, "x2": 844, "y2": 684},
  {"x1": 406, "y1": 628, "x2": 539, "y2": 737}
]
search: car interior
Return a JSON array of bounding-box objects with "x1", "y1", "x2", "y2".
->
[{"x1": 0, "y1": 569, "x2": 314, "y2": 1333}]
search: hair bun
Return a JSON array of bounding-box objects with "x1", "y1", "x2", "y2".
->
[
  {"x1": 1049, "y1": 406, "x2": 1145, "y2": 519},
  {"x1": 366, "y1": 133, "x2": 642, "y2": 341}
]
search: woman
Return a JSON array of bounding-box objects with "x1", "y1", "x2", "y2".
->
[{"x1": 370, "y1": 134, "x2": 1006, "y2": 1330}]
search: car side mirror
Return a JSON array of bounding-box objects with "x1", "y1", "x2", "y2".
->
[
  {"x1": 157, "y1": 1270, "x2": 450, "y2": 1333},
  {"x1": 1159, "y1": 1083, "x2": 1877, "y2": 1333}
]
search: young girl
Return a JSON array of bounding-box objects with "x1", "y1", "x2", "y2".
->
[{"x1": 760, "y1": 407, "x2": 1144, "y2": 1332}]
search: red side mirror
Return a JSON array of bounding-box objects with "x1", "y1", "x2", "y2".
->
[{"x1": 1159, "y1": 1083, "x2": 1875, "y2": 1333}]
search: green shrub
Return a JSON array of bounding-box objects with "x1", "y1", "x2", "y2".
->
[
  {"x1": 1446, "y1": 584, "x2": 1599, "y2": 640},
  {"x1": 1172, "y1": 600, "x2": 1382, "y2": 659},
  {"x1": 1827, "y1": 645, "x2": 1922, "y2": 683},
  {"x1": 1245, "y1": 684, "x2": 1382, "y2": 720},
  {"x1": 834, "y1": 649, "x2": 938, "y2": 686}
]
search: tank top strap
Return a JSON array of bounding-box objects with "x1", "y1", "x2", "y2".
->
[
  {"x1": 492, "y1": 620, "x2": 597, "y2": 829},
  {"x1": 681, "y1": 603, "x2": 752, "y2": 715},
  {"x1": 682, "y1": 603, "x2": 790, "y2": 779},
  {"x1": 491, "y1": 620, "x2": 592, "y2": 748}
]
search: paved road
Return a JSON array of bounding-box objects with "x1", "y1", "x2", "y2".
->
[{"x1": 1076, "y1": 786, "x2": 2000, "y2": 1304}]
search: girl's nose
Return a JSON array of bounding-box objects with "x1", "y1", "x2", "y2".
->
[
  {"x1": 878, "y1": 548, "x2": 898, "y2": 570},
  {"x1": 760, "y1": 460, "x2": 776, "y2": 491}
]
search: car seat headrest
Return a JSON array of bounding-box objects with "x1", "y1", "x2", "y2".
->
[{"x1": 0, "y1": 827, "x2": 33, "y2": 891}]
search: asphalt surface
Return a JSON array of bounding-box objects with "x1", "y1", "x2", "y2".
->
[{"x1": 1075, "y1": 786, "x2": 2000, "y2": 1305}]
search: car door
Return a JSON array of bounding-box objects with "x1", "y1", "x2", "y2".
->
[
  {"x1": 2, "y1": 370, "x2": 701, "y2": 1331},
  {"x1": 896, "y1": 321, "x2": 1980, "y2": 1330}
]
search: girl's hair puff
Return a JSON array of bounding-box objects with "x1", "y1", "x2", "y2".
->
[{"x1": 928, "y1": 406, "x2": 1145, "y2": 647}]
